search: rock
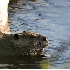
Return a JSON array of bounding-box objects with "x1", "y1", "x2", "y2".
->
[{"x1": 0, "y1": 31, "x2": 48, "y2": 56}]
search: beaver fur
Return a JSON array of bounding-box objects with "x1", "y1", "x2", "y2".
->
[{"x1": 0, "y1": 31, "x2": 48, "y2": 56}]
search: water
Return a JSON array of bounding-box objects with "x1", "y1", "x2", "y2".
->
[{"x1": 0, "y1": 0, "x2": 70, "y2": 69}]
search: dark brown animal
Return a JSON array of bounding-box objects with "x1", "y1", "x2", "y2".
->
[{"x1": 0, "y1": 31, "x2": 48, "y2": 56}]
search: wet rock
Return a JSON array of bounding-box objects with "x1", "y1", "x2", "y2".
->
[{"x1": 0, "y1": 31, "x2": 48, "y2": 56}]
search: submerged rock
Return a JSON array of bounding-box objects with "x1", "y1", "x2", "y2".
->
[{"x1": 0, "y1": 31, "x2": 48, "y2": 56}]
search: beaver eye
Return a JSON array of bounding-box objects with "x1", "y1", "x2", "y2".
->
[
  {"x1": 14, "y1": 34, "x2": 19, "y2": 40},
  {"x1": 42, "y1": 37, "x2": 46, "y2": 41}
]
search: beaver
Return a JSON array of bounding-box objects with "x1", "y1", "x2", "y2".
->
[{"x1": 0, "y1": 31, "x2": 48, "y2": 56}]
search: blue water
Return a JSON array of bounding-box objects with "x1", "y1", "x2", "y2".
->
[{"x1": 1, "y1": 0, "x2": 70, "y2": 69}]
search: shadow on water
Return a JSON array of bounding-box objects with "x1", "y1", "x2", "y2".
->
[{"x1": 0, "y1": 56, "x2": 49, "y2": 69}]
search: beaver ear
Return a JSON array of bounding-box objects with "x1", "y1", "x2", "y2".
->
[{"x1": 14, "y1": 34, "x2": 19, "y2": 40}]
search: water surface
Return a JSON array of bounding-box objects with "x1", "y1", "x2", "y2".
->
[{"x1": 1, "y1": 0, "x2": 70, "y2": 69}]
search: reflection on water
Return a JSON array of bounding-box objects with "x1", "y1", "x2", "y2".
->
[
  {"x1": 0, "y1": 56, "x2": 49, "y2": 69},
  {"x1": 40, "y1": 60, "x2": 49, "y2": 69},
  {"x1": 0, "y1": 0, "x2": 70, "y2": 69}
]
